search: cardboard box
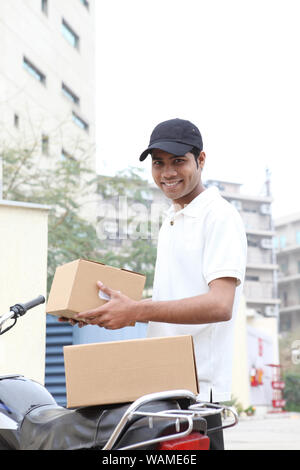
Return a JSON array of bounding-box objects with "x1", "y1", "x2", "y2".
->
[
  {"x1": 46, "y1": 258, "x2": 146, "y2": 320},
  {"x1": 63, "y1": 335, "x2": 199, "y2": 408}
]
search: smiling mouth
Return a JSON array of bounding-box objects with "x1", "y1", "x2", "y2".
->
[{"x1": 161, "y1": 180, "x2": 183, "y2": 188}]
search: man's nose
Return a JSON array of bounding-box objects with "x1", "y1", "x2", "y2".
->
[{"x1": 161, "y1": 165, "x2": 177, "y2": 179}]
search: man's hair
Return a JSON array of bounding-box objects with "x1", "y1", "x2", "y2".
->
[
  {"x1": 150, "y1": 146, "x2": 201, "y2": 167},
  {"x1": 190, "y1": 147, "x2": 201, "y2": 167}
]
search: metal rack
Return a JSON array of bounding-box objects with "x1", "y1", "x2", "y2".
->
[{"x1": 103, "y1": 389, "x2": 239, "y2": 450}]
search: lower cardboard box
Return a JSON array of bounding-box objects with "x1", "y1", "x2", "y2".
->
[{"x1": 63, "y1": 335, "x2": 199, "y2": 408}]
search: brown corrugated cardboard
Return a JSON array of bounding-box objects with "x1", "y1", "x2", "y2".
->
[
  {"x1": 46, "y1": 259, "x2": 146, "y2": 321},
  {"x1": 63, "y1": 335, "x2": 199, "y2": 408}
]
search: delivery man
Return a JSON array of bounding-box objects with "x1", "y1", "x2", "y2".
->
[{"x1": 74, "y1": 118, "x2": 248, "y2": 449}]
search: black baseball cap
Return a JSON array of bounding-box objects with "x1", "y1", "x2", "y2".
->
[{"x1": 139, "y1": 118, "x2": 203, "y2": 161}]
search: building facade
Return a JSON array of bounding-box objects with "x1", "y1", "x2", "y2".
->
[
  {"x1": 205, "y1": 179, "x2": 280, "y2": 318},
  {"x1": 0, "y1": 0, "x2": 95, "y2": 177},
  {"x1": 0, "y1": 0, "x2": 96, "y2": 403},
  {"x1": 274, "y1": 212, "x2": 300, "y2": 333},
  {"x1": 204, "y1": 179, "x2": 281, "y2": 410}
]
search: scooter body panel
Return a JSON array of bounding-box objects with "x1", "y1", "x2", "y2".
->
[{"x1": 0, "y1": 374, "x2": 58, "y2": 449}]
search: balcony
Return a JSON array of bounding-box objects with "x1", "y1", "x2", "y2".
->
[
  {"x1": 246, "y1": 251, "x2": 278, "y2": 270},
  {"x1": 241, "y1": 212, "x2": 272, "y2": 232},
  {"x1": 279, "y1": 303, "x2": 300, "y2": 314},
  {"x1": 244, "y1": 281, "x2": 280, "y2": 305},
  {"x1": 276, "y1": 244, "x2": 300, "y2": 255},
  {"x1": 278, "y1": 272, "x2": 300, "y2": 284}
]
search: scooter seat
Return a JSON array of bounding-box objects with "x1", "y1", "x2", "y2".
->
[{"x1": 20, "y1": 399, "x2": 188, "y2": 450}]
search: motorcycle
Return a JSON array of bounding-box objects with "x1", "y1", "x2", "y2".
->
[{"x1": 0, "y1": 296, "x2": 238, "y2": 451}]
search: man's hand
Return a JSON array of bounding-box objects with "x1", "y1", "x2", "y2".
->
[
  {"x1": 58, "y1": 317, "x2": 87, "y2": 328},
  {"x1": 75, "y1": 281, "x2": 138, "y2": 329}
]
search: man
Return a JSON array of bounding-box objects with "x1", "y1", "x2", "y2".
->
[{"x1": 75, "y1": 118, "x2": 247, "y2": 449}]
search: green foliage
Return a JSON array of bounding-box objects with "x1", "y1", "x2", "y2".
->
[
  {"x1": 283, "y1": 371, "x2": 300, "y2": 411},
  {"x1": 221, "y1": 396, "x2": 244, "y2": 416},
  {"x1": 2, "y1": 144, "x2": 158, "y2": 295},
  {"x1": 2, "y1": 145, "x2": 99, "y2": 293},
  {"x1": 96, "y1": 169, "x2": 158, "y2": 292},
  {"x1": 279, "y1": 327, "x2": 300, "y2": 375}
]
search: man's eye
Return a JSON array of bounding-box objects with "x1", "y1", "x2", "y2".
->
[{"x1": 174, "y1": 159, "x2": 185, "y2": 164}]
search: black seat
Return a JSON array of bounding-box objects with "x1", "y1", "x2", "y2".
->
[{"x1": 19, "y1": 399, "x2": 195, "y2": 450}]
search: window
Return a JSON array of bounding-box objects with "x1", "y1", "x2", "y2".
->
[
  {"x1": 280, "y1": 262, "x2": 288, "y2": 275},
  {"x1": 42, "y1": 134, "x2": 49, "y2": 155},
  {"x1": 298, "y1": 261, "x2": 300, "y2": 274},
  {"x1": 23, "y1": 57, "x2": 46, "y2": 84},
  {"x1": 62, "y1": 82, "x2": 80, "y2": 105},
  {"x1": 280, "y1": 314, "x2": 291, "y2": 332},
  {"x1": 246, "y1": 235, "x2": 258, "y2": 247},
  {"x1": 62, "y1": 20, "x2": 79, "y2": 49},
  {"x1": 281, "y1": 291, "x2": 288, "y2": 307},
  {"x1": 280, "y1": 235, "x2": 286, "y2": 249},
  {"x1": 41, "y1": 0, "x2": 48, "y2": 15},
  {"x1": 296, "y1": 231, "x2": 300, "y2": 245},
  {"x1": 80, "y1": 0, "x2": 89, "y2": 9},
  {"x1": 72, "y1": 111, "x2": 89, "y2": 132},
  {"x1": 245, "y1": 275, "x2": 260, "y2": 282},
  {"x1": 61, "y1": 148, "x2": 75, "y2": 161},
  {"x1": 14, "y1": 114, "x2": 19, "y2": 128}
]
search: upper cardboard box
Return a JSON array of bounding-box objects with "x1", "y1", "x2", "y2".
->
[{"x1": 46, "y1": 258, "x2": 146, "y2": 319}]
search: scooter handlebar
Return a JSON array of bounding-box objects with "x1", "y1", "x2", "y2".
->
[
  {"x1": 10, "y1": 295, "x2": 45, "y2": 317},
  {"x1": 20, "y1": 295, "x2": 45, "y2": 313},
  {"x1": 0, "y1": 295, "x2": 46, "y2": 334}
]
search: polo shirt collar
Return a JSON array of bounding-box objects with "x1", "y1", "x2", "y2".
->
[{"x1": 166, "y1": 186, "x2": 220, "y2": 219}]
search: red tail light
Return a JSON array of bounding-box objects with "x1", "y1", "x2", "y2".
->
[{"x1": 157, "y1": 432, "x2": 210, "y2": 450}]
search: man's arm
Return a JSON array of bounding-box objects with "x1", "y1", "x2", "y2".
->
[
  {"x1": 75, "y1": 278, "x2": 237, "y2": 329},
  {"x1": 137, "y1": 277, "x2": 235, "y2": 324}
]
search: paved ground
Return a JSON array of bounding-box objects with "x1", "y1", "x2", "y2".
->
[{"x1": 223, "y1": 412, "x2": 300, "y2": 450}]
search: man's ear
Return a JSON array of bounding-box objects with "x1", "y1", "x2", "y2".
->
[{"x1": 198, "y1": 151, "x2": 206, "y2": 170}]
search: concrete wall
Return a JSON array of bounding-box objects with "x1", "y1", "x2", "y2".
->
[
  {"x1": 231, "y1": 295, "x2": 280, "y2": 409},
  {"x1": 231, "y1": 295, "x2": 251, "y2": 409},
  {"x1": 247, "y1": 315, "x2": 279, "y2": 364},
  {"x1": 0, "y1": 201, "x2": 48, "y2": 384}
]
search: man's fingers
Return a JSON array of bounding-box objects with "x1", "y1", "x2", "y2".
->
[
  {"x1": 97, "y1": 281, "x2": 121, "y2": 299},
  {"x1": 75, "y1": 304, "x2": 105, "y2": 321}
]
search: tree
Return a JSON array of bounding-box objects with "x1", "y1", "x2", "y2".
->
[
  {"x1": 2, "y1": 141, "x2": 100, "y2": 293},
  {"x1": 96, "y1": 167, "x2": 164, "y2": 292},
  {"x1": 279, "y1": 327, "x2": 300, "y2": 411},
  {"x1": 2, "y1": 143, "x2": 160, "y2": 295}
]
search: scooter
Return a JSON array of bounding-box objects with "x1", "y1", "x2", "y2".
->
[{"x1": 0, "y1": 296, "x2": 238, "y2": 451}]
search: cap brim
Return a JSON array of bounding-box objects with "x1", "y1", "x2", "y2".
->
[{"x1": 139, "y1": 141, "x2": 194, "y2": 161}]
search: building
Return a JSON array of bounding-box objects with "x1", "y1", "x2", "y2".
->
[
  {"x1": 0, "y1": 0, "x2": 96, "y2": 403},
  {"x1": 205, "y1": 179, "x2": 280, "y2": 318},
  {"x1": 274, "y1": 212, "x2": 300, "y2": 333},
  {"x1": 204, "y1": 179, "x2": 281, "y2": 411},
  {"x1": 0, "y1": 0, "x2": 95, "y2": 194}
]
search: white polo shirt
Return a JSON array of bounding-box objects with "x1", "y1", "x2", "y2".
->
[{"x1": 147, "y1": 186, "x2": 247, "y2": 402}]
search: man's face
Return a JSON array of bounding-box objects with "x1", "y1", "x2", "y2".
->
[{"x1": 151, "y1": 149, "x2": 206, "y2": 207}]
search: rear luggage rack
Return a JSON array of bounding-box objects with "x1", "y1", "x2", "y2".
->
[{"x1": 103, "y1": 389, "x2": 238, "y2": 450}]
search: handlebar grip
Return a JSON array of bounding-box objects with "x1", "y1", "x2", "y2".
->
[
  {"x1": 10, "y1": 295, "x2": 46, "y2": 318},
  {"x1": 21, "y1": 295, "x2": 45, "y2": 312}
]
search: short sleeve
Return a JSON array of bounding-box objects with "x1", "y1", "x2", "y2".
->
[{"x1": 202, "y1": 204, "x2": 247, "y2": 286}]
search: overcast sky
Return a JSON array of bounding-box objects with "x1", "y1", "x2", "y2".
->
[{"x1": 95, "y1": 0, "x2": 300, "y2": 219}]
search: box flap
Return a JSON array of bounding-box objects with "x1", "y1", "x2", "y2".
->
[{"x1": 46, "y1": 259, "x2": 79, "y2": 314}]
